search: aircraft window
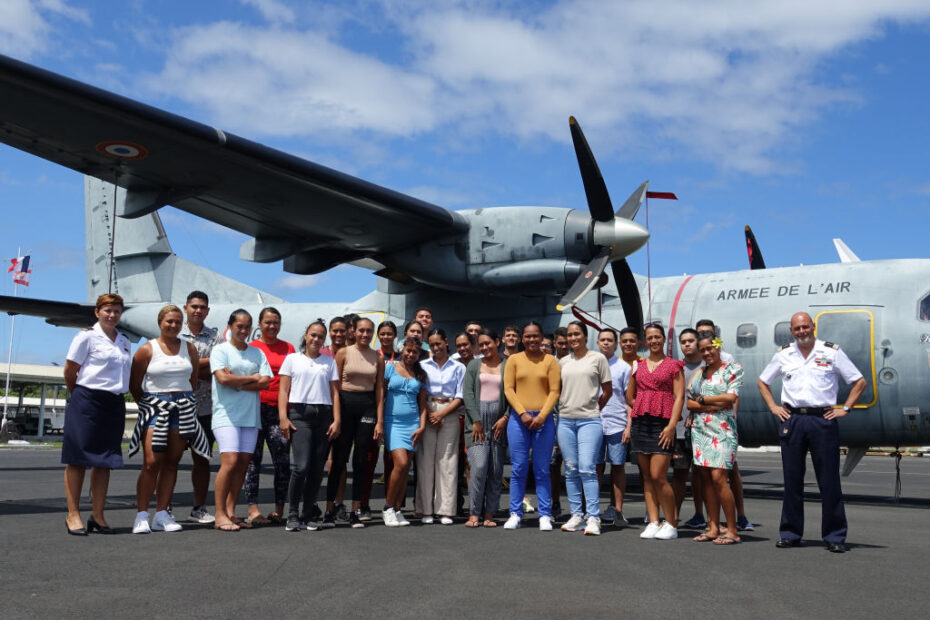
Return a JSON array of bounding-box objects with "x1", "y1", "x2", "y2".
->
[
  {"x1": 920, "y1": 293, "x2": 930, "y2": 321},
  {"x1": 774, "y1": 322, "x2": 792, "y2": 346},
  {"x1": 736, "y1": 323, "x2": 757, "y2": 349}
]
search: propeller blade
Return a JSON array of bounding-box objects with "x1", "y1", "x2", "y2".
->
[
  {"x1": 745, "y1": 225, "x2": 766, "y2": 270},
  {"x1": 611, "y1": 259, "x2": 643, "y2": 335},
  {"x1": 569, "y1": 116, "x2": 614, "y2": 222},
  {"x1": 616, "y1": 181, "x2": 649, "y2": 220},
  {"x1": 556, "y1": 249, "x2": 611, "y2": 311}
]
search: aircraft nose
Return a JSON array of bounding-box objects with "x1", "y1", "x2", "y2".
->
[{"x1": 592, "y1": 218, "x2": 649, "y2": 259}]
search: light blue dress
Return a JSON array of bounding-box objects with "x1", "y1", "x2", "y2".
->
[{"x1": 384, "y1": 363, "x2": 423, "y2": 452}]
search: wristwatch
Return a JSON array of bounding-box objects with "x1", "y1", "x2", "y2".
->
[
  {"x1": 698, "y1": 395, "x2": 705, "y2": 405},
  {"x1": 842, "y1": 405, "x2": 850, "y2": 412}
]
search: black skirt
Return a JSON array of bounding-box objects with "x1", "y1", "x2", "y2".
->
[
  {"x1": 630, "y1": 414, "x2": 674, "y2": 455},
  {"x1": 61, "y1": 385, "x2": 126, "y2": 468}
]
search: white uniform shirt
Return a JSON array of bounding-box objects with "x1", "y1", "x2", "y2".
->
[
  {"x1": 759, "y1": 339, "x2": 863, "y2": 407},
  {"x1": 66, "y1": 323, "x2": 132, "y2": 394},
  {"x1": 279, "y1": 352, "x2": 339, "y2": 405},
  {"x1": 600, "y1": 355, "x2": 631, "y2": 435},
  {"x1": 420, "y1": 357, "x2": 465, "y2": 399}
]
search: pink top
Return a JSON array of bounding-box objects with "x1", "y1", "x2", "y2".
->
[
  {"x1": 479, "y1": 372, "x2": 501, "y2": 402},
  {"x1": 631, "y1": 357, "x2": 684, "y2": 419}
]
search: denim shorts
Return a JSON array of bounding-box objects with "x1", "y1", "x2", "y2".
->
[
  {"x1": 143, "y1": 391, "x2": 194, "y2": 429},
  {"x1": 598, "y1": 431, "x2": 628, "y2": 465}
]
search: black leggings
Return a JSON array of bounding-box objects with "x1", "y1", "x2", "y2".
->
[
  {"x1": 327, "y1": 391, "x2": 376, "y2": 504},
  {"x1": 286, "y1": 404, "x2": 333, "y2": 520}
]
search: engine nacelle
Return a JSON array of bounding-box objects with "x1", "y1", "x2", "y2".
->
[{"x1": 469, "y1": 259, "x2": 585, "y2": 293}]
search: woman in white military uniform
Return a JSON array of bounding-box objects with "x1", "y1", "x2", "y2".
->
[{"x1": 61, "y1": 293, "x2": 132, "y2": 536}]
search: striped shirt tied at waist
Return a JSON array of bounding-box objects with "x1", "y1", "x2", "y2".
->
[{"x1": 129, "y1": 394, "x2": 211, "y2": 458}]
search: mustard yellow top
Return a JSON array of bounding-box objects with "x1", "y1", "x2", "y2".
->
[{"x1": 503, "y1": 352, "x2": 561, "y2": 419}]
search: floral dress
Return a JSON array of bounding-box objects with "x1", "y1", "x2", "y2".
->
[{"x1": 690, "y1": 362, "x2": 743, "y2": 469}]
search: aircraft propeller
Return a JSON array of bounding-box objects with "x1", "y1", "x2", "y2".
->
[{"x1": 556, "y1": 117, "x2": 647, "y2": 335}]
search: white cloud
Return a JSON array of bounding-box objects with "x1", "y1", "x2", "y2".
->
[
  {"x1": 0, "y1": 0, "x2": 89, "y2": 58},
  {"x1": 240, "y1": 0, "x2": 295, "y2": 25},
  {"x1": 136, "y1": 1, "x2": 930, "y2": 174},
  {"x1": 273, "y1": 274, "x2": 324, "y2": 290}
]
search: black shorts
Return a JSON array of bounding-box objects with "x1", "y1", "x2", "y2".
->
[{"x1": 630, "y1": 415, "x2": 674, "y2": 456}]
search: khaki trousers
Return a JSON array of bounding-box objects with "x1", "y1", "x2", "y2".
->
[{"x1": 416, "y1": 400, "x2": 461, "y2": 516}]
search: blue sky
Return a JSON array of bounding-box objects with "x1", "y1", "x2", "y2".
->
[{"x1": 1, "y1": 0, "x2": 929, "y2": 364}]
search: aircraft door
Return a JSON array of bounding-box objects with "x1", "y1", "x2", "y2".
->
[{"x1": 814, "y1": 310, "x2": 876, "y2": 407}]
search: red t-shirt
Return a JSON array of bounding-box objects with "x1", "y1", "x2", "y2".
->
[{"x1": 249, "y1": 339, "x2": 296, "y2": 406}]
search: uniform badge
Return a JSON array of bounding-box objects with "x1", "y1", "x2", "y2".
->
[{"x1": 782, "y1": 427, "x2": 788, "y2": 435}]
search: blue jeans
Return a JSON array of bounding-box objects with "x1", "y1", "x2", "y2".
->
[
  {"x1": 557, "y1": 417, "x2": 603, "y2": 518},
  {"x1": 507, "y1": 410, "x2": 555, "y2": 517}
]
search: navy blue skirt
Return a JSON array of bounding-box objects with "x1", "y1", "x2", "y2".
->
[{"x1": 61, "y1": 385, "x2": 126, "y2": 468}]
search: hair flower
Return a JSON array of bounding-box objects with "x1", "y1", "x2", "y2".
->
[{"x1": 712, "y1": 337, "x2": 723, "y2": 349}]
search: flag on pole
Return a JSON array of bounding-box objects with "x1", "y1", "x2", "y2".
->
[{"x1": 8, "y1": 255, "x2": 31, "y2": 286}]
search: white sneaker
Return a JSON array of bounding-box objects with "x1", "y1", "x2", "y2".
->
[
  {"x1": 503, "y1": 514, "x2": 521, "y2": 530},
  {"x1": 654, "y1": 521, "x2": 678, "y2": 540},
  {"x1": 522, "y1": 497, "x2": 536, "y2": 513},
  {"x1": 382, "y1": 507, "x2": 399, "y2": 527},
  {"x1": 640, "y1": 521, "x2": 660, "y2": 539},
  {"x1": 602, "y1": 506, "x2": 617, "y2": 521},
  {"x1": 152, "y1": 509, "x2": 183, "y2": 532},
  {"x1": 133, "y1": 511, "x2": 151, "y2": 534},
  {"x1": 584, "y1": 516, "x2": 601, "y2": 536},
  {"x1": 561, "y1": 514, "x2": 585, "y2": 532},
  {"x1": 538, "y1": 516, "x2": 553, "y2": 531},
  {"x1": 189, "y1": 506, "x2": 215, "y2": 524},
  {"x1": 395, "y1": 511, "x2": 410, "y2": 527},
  {"x1": 439, "y1": 516, "x2": 454, "y2": 525},
  {"x1": 421, "y1": 515, "x2": 434, "y2": 524}
]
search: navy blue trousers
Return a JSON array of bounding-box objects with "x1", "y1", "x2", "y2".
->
[{"x1": 778, "y1": 414, "x2": 847, "y2": 543}]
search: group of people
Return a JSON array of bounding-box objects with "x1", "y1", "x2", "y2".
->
[{"x1": 60, "y1": 291, "x2": 866, "y2": 551}]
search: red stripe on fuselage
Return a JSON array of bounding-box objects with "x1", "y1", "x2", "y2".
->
[{"x1": 666, "y1": 275, "x2": 695, "y2": 356}]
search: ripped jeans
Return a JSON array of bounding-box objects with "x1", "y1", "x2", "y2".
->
[{"x1": 556, "y1": 417, "x2": 603, "y2": 519}]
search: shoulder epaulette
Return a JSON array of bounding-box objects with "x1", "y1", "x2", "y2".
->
[
  {"x1": 777, "y1": 343, "x2": 791, "y2": 351},
  {"x1": 81, "y1": 327, "x2": 92, "y2": 331},
  {"x1": 823, "y1": 341, "x2": 839, "y2": 350}
]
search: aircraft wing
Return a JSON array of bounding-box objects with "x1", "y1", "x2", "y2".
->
[
  {"x1": 0, "y1": 295, "x2": 95, "y2": 329},
  {"x1": 0, "y1": 54, "x2": 466, "y2": 273}
]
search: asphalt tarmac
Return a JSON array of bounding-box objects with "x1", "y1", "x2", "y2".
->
[{"x1": 1, "y1": 447, "x2": 928, "y2": 618}]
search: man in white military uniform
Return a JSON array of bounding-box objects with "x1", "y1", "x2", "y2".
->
[{"x1": 757, "y1": 312, "x2": 866, "y2": 553}]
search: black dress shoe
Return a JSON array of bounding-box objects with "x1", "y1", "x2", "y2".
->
[
  {"x1": 775, "y1": 537, "x2": 802, "y2": 548},
  {"x1": 825, "y1": 541, "x2": 848, "y2": 553},
  {"x1": 66, "y1": 523, "x2": 87, "y2": 536},
  {"x1": 87, "y1": 516, "x2": 115, "y2": 534}
]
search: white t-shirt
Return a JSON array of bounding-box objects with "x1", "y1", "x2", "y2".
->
[
  {"x1": 66, "y1": 323, "x2": 132, "y2": 394},
  {"x1": 600, "y1": 355, "x2": 631, "y2": 435},
  {"x1": 279, "y1": 352, "x2": 339, "y2": 405}
]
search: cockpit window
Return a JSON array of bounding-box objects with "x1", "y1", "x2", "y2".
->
[{"x1": 920, "y1": 293, "x2": 930, "y2": 321}]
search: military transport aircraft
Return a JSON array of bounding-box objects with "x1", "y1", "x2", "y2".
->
[{"x1": 1, "y1": 53, "x2": 928, "y2": 475}]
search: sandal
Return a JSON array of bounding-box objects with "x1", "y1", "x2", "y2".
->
[
  {"x1": 483, "y1": 519, "x2": 497, "y2": 528},
  {"x1": 713, "y1": 534, "x2": 741, "y2": 545},
  {"x1": 266, "y1": 512, "x2": 286, "y2": 525},
  {"x1": 214, "y1": 521, "x2": 239, "y2": 532},
  {"x1": 693, "y1": 533, "x2": 716, "y2": 542},
  {"x1": 465, "y1": 517, "x2": 480, "y2": 528},
  {"x1": 245, "y1": 514, "x2": 271, "y2": 526},
  {"x1": 231, "y1": 516, "x2": 253, "y2": 529}
]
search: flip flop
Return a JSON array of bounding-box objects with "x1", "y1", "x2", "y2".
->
[
  {"x1": 231, "y1": 517, "x2": 254, "y2": 529},
  {"x1": 483, "y1": 519, "x2": 498, "y2": 528},
  {"x1": 246, "y1": 514, "x2": 271, "y2": 526},
  {"x1": 214, "y1": 522, "x2": 239, "y2": 532},
  {"x1": 693, "y1": 533, "x2": 716, "y2": 542},
  {"x1": 465, "y1": 518, "x2": 480, "y2": 528},
  {"x1": 266, "y1": 512, "x2": 286, "y2": 525},
  {"x1": 713, "y1": 534, "x2": 741, "y2": 545}
]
